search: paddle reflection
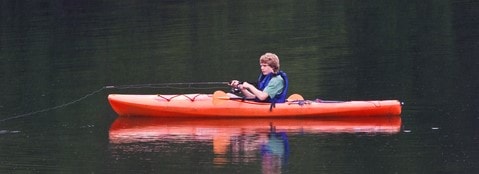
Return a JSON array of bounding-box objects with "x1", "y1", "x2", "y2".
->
[{"x1": 109, "y1": 116, "x2": 401, "y2": 170}]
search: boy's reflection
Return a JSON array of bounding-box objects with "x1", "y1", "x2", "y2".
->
[{"x1": 261, "y1": 124, "x2": 289, "y2": 174}]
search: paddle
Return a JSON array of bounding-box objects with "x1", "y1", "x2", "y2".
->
[
  {"x1": 212, "y1": 90, "x2": 246, "y2": 105},
  {"x1": 213, "y1": 90, "x2": 244, "y2": 100},
  {"x1": 286, "y1": 94, "x2": 304, "y2": 101},
  {"x1": 213, "y1": 91, "x2": 230, "y2": 100},
  {"x1": 214, "y1": 90, "x2": 305, "y2": 101}
]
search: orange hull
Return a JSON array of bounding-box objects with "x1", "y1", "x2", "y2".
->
[{"x1": 108, "y1": 94, "x2": 401, "y2": 117}]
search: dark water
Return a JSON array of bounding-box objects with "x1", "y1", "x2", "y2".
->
[{"x1": 1, "y1": 0, "x2": 478, "y2": 173}]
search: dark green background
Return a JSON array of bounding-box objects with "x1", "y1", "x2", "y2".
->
[{"x1": 1, "y1": 0, "x2": 478, "y2": 173}]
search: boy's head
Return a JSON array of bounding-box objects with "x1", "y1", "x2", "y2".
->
[{"x1": 259, "y1": 53, "x2": 280, "y2": 73}]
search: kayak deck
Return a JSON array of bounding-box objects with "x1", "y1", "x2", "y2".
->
[{"x1": 108, "y1": 93, "x2": 402, "y2": 117}]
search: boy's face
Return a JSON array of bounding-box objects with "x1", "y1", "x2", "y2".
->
[{"x1": 260, "y1": 63, "x2": 274, "y2": 75}]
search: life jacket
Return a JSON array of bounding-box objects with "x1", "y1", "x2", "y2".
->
[{"x1": 257, "y1": 71, "x2": 289, "y2": 103}]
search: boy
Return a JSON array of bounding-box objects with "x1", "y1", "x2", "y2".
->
[{"x1": 230, "y1": 52, "x2": 288, "y2": 103}]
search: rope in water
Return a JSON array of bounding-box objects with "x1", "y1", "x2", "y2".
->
[
  {"x1": 0, "y1": 82, "x2": 229, "y2": 123},
  {"x1": 0, "y1": 87, "x2": 107, "y2": 122}
]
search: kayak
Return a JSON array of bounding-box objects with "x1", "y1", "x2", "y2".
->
[{"x1": 108, "y1": 91, "x2": 402, "y2": 117}]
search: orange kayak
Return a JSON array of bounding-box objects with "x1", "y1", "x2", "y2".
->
[{"x1": 108, "y1": 91, "x2": 401, "y2": 117}]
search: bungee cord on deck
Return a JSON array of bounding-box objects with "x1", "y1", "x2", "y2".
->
[{"x1": 0, "y1": 82, "x2": 230, "y2": 123}]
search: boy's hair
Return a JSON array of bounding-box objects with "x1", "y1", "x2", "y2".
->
[{"x1": 259, "y1": 53, "x2": 280, "y2": 73}]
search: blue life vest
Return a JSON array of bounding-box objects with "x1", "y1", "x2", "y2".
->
[{"x1": 257, "y1": 71, "x2": 289, "y2": 103}]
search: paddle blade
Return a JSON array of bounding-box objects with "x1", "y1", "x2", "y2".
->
[
  {"x1": 213, "y1": 90, "x2": 229, "y2": 100},
  {"x1": 212, "y1": 90, "x2": 229, "y2": 105},
  {"x1": 287, "y1": 94, "x2": 304, "y2": 101}
]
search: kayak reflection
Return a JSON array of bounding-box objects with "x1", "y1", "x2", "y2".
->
[{"x1": 109, "y1": 116, "x2": 401, "y2": 168}]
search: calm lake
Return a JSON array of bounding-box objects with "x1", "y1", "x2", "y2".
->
[{"x1": 1, "y1": 0, "x2": 478, "y2": 173}]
